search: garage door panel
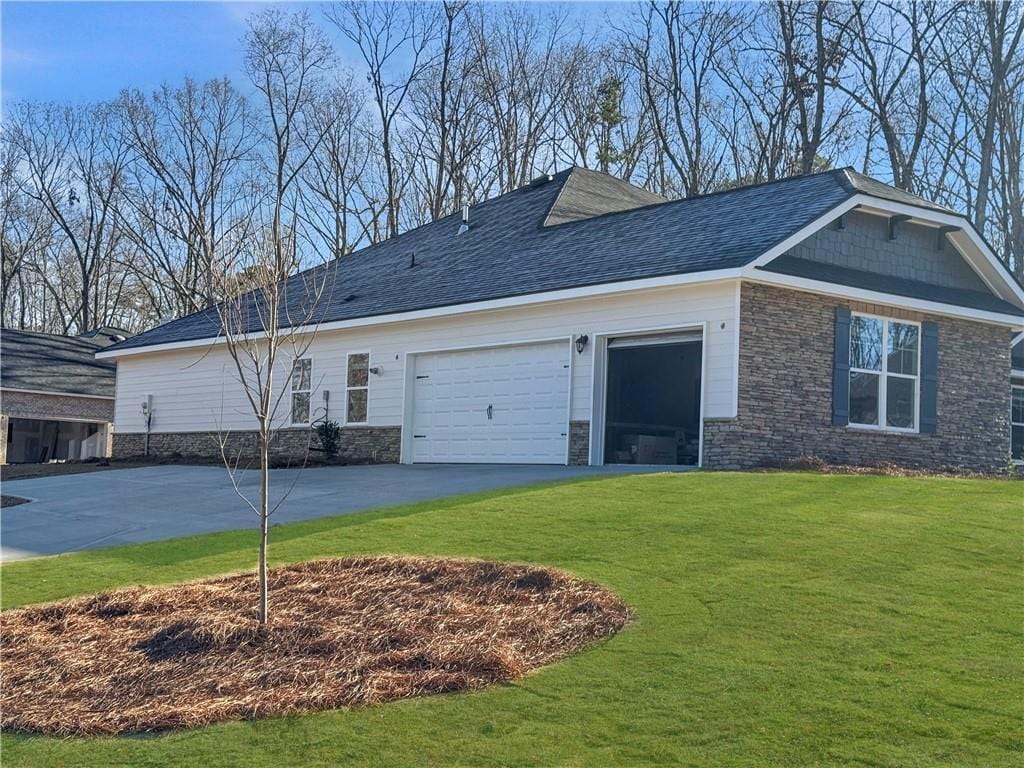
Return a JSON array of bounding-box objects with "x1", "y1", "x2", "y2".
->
[{"x1": 411, "y1": 342, "x2": 569, "y2": 464}]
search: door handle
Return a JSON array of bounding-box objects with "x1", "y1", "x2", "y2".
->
[{"x1": 486, "y1": 404, "x2": 493, "y2": 420}]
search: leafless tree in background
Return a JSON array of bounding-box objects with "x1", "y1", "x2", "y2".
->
[
  {"x1": 328, "y1": 1, "x2": 437, "y2": 239},
  {"x1": 470, "y1": 3, "x2": 584, "y2": 193},
  {"x1": 2, "y1": 0, "x2": 1022, "y2": 327},
  {"x1": 622, "y1": 1, "x2": 744, "y2": 195},
  {"x1": 118, "y1": 78, "x2": 255, "y2": 317},
  {"x1": 6, "y1": 102, "x2": 133, "y2": 333},
  {"x1": 301, "y1": 73, "x2": 371, "y2": 257}
]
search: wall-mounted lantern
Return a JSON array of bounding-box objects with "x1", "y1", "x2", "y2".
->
[{"x1": 575, "y1": 334, "x2": 589, "y2": 355}]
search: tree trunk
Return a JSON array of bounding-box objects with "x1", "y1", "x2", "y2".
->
[{"x1": 258, "y1": 431, "x2": 270, "y2": 624}]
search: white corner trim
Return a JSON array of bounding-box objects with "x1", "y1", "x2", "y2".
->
[
  {"x1": 0, "y1": 386, "x2": 115, "y2": 401},
  {"x1": 745, "y1": 271, "x2": 1024, "y2": 328},
  {"x1": 731, "y1": 280, "x2": 741, "y2": 419},
  {"x1": 95, "y1": 269, "x2": 744, "y2": 360}
]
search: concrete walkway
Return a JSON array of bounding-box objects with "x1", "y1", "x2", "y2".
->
[{"x1": 0, "y1": 463, "x2": 673, "y2": 562}]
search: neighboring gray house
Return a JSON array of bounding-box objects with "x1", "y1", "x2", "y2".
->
[
  {"x1": 1, "y1": 328, "x2": 125, "y2": 464},
  {"x1": 97, "y1": 168, "x2": 1024, "y2": 473}
]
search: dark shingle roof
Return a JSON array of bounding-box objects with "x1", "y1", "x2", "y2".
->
[
  {"x1": 1, "y1": 329, "x2": 116, "y2": 397},
  {"x1": 836, "y1": 169, "x2": 958, "y2": 215},
  {"x1": 760, "y1": 255, "x2": 1022, "y2": 315},
  {"x1": 107, "y1": 167, "x2": 1018, "y2": 353}
]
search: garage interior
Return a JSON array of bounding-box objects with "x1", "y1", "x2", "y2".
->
[
  {"x1": 5, "y1": 418, "x2": 107, "y2": 464},
  {"x1": 603, "y1": 334, "x2": 702, "y2": 466}
]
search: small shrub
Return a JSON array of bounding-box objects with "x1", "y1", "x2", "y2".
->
[{"x1": 314, "y1": 420, "x2": 342, "y2": 460}]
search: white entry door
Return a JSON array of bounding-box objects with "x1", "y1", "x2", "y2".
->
[{"x1": 410, "y1": 341, "x2": 570, "y2": 464}]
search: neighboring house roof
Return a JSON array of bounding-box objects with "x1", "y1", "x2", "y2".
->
[
  {"x1": 1, "y1": 328, "x2": 117, "y2": 398},
  {"x1": 105, "y1": 166, "x2": 1022, "y2": 354},
  {"x1": 78, "y1": 327, "x2": 132, "y2": 347}
]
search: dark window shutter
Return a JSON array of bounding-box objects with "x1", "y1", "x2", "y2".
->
[
  {"x1": 832, "y1": 307, "x2": 851, "y2": 426},
  {"x1": 920, "y1": 321, "x2": 938, "y2": 433}
]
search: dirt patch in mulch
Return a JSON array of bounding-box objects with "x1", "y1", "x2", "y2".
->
[{"x1": 0, "y1": 556, "x2": 630, "y2": 737}]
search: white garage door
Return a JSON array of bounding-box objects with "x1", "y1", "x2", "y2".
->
[{"x1": 411, "y1": 341, "x2": 570, "y2": 464}]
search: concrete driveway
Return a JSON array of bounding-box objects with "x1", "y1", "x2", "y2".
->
[{"x1": 0, "y1": 463, "x2": 667, "y2": 562}]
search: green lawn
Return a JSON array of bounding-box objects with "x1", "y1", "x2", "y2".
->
[{"x1": 2, "y1": 472, "x2": 1021, "y2": 767}]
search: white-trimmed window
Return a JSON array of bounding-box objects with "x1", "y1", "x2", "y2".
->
[
  {"x1": 849, "y1": 314, "x2": 920, "y2": 431},
  {"x1": 290, "y1": 358, "x2": 312, "y2": 425},
  {"x1": 1012, "y1": 385, "x2": 1024, "y2": 462},
  {"x1": 345, "y1": 352, "x2": 369, "y2": 424}
]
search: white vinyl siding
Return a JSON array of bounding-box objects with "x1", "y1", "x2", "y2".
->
[{"x1": 111, "y1": 281, "x2": 739, "y2": 437}]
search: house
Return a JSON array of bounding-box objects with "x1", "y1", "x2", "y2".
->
[
  {"x1": 96, "y1": 168, "x2": 1024, "y2": 473},
  {"x1": 1, "y1": 328, "x2": 126, "y2": 464}
]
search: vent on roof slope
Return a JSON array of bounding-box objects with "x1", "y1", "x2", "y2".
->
[
  {"x1": 457, "y1": 204, "x2": 470, "y2": 235},
  {"x1": 530, "y1": 173, "x2": 554, "y2": 187}
]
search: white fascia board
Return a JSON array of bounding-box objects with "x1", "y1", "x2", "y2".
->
[
  {"x1": 97, "y1": 268, "x2": 745, "y2": 360},
  {"x1": 746, "y1": 271, "x2": 1024, "y2": 328},
  {"x1": 0, "y1": 386, "x2": 115, "y2": 401}
]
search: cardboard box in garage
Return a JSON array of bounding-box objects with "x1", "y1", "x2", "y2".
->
[{"x1": 635, "y1": 435, "x2": 677, "y2": 465}]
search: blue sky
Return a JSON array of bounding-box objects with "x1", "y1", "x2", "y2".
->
[
  {"x1": 1, "y1": 1, "x2": 616, "y2": 110},
  {"x1": 2, "y1": 2, "x2": 280, "y2": 107}
]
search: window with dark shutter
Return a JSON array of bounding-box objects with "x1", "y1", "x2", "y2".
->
[
  {"x1": 919, "y1": 321, "x2": 938, "y2": 433},
  {"x1": 832, "y1": 307, "x2": 851, "y2": 426}
]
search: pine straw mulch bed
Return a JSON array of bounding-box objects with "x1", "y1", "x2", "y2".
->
[{"x1": 0, "y1": 556, "x2": 630, "y2": 737}]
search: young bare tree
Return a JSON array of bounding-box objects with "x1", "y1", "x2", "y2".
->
[{"x1": 213, "y1": 8, "x2": 334, "y2": 626}]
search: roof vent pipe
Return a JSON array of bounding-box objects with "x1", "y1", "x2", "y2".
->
[{"x1": 457, "y1": 205, "x2": 470, "y2": 235}]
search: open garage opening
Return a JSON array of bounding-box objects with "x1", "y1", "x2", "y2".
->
[
  {"x1": 602, "y1": 333, "x2": 703, "y2": 467},
  {"x1": 6, "y1": 418, "x2": 109, "y2": 464}
]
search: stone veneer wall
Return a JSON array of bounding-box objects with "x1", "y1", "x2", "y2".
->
[
  {"x1": 113, "y1": 426, "x2": 401, "y2": 464},
  {"x1": 568, "y1": 421, "x2": 590, "y2": 466},
  {"x1": 703, "y1": 282, "x2": 1011, "y2": 473}
]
